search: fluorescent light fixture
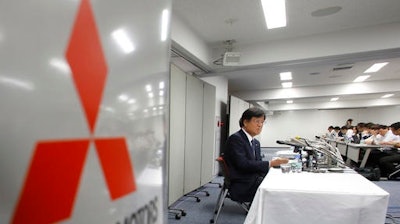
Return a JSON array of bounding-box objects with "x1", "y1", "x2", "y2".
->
[
  {"x1": 118, "y1": 94, "x2": 129, "y2": 102},
  {"x1": 353, "y1": 75, "x2": 370, "y2": 82},
  {"x1": 145, "y1": 84, "x2": 152, "y2": 92},
  {"x1": 281, "y1": 82, "x2": 292, "y2": 88},
  {"x1": 330, "y1": 97, "x2": 339, "y2": 101},
  {"x1": 127, "y1": 98, "x2": 136, "y2": 104},
  {"x1": 286, "y1": 100, "x2": 293, "y2": 104},
  {"x1": 261, "y1": 0, "x2": 287, "y2": 29},
  {"x1": 111, "y1": 28, "x2": 135, "y2": 54},
  {"x1": 161, "y1": 9, "x2": 170, "y2": 42},
  {"x1": 159, "y1": 90, "x2": 164, "y2": 96},
  {"x1": 159, "y1": 81, "x2": 165, "y2": 89},
  {"x1": 364, "y1": 62, "x2": 388, "y2": 73},
  {"x1": 280, "y1": 72, "x2": 292, "y2": 81},
  {"x1": 148, "y1": 92, "x2": 154, "y2": 98},
  {"x1": 381, "y1": 94, "x2": 394, "y2": 98}
]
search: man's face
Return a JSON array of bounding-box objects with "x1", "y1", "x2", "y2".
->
[
  {"x1": 392, "y1": 128, "x2": 400, "y2": 136},
  {"x1": 379, "y1": 128, "x2": 388, "y2": 136},
  {"x1": 243, "y1": 117, "x2": 265, "y2": 137}
]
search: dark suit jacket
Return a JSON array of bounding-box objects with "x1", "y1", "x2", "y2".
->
[{"x1": 224, "y1": 129, "x2": 270, "y2": 202}]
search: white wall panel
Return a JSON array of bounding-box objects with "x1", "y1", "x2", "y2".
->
[
  {"x1": 168, "y1": 64, "x2": 186, "y2": 205},
  {"x1": 201, "y1": 82, "x2": 216, "y2": 185},
  {"x1": 229, "y1": 95, "x2": 250, "y2": 136},
  {"x1": 184, "y1": 75, "x2": 204, "y2": 193}
]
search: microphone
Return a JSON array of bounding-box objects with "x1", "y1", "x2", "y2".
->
[{"x1": 276, "y1": 140, "x2": 304, "y2": 148}]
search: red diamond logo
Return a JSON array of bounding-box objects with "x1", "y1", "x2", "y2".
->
[
  {"x1": 66, "y1": 0, "x2": 108, "y2": 133},
  {"x1": 12, "y1": 0, "x2": 137, "y2": 223}
]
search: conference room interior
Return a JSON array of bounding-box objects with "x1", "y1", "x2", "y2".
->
[{"x1": 168, "y1": 0, "x2": 400, "y2": 223}]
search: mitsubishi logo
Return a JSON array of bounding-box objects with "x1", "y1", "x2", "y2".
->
[{"x1": 12, "y1": 0, "x2": 137, "y2": 223}]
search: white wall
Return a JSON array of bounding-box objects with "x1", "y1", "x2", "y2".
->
[
  {"x1": 200, "y1": 76, "x2": 228, "y2": 116},
  {"x1": 260, "y1": 106, "x2": 400, "y2": 147}
]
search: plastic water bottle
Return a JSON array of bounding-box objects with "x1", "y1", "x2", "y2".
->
[{"x1": 294, "y1": 154, "x2": 302, "y2": 173}]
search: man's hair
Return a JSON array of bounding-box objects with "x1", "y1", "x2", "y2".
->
[
  {"x1": 370, "y1": 124, "x2": 381, "y2": 130},
  {"x1": 390, "y1": 122, "x2": 400, "y2": 131},
  {"x1": 379, "y1": 124, "x2": 388, "y2": 129},
  {"x1": 239, "y1": 107, "x2": 266, "y2": 127}
]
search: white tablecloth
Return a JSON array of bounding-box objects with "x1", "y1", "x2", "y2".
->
[{"x1": 244, "y1": 168, "x2": 389, "y2": 224}]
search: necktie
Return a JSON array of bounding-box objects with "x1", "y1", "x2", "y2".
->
[{"x1": 251, "y1": 139, "x2": 256, "y2": 158}]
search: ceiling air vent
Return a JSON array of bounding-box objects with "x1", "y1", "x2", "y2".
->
[{"x1": 332, "y1": 63, "x2": 353, "y2": 71}]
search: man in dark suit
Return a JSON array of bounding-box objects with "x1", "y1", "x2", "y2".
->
[{"x1": 224, "y1": 107, "x2": 288, "y2": 202}]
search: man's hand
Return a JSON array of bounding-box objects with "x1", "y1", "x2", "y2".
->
[{"x1": 270, "y1": 157, "x2": 289, "y2": 167}]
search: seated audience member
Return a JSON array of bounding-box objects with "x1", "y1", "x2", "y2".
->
[
  {"x1": 224, "y1": 107, "x2": 288, "y2": 202},
  {"x1": 338, "y1": 126, "x2": 347, "y2": 138},
  {"x1": 339, "y1": 126, "x2": 349, "y2": 142},
  {"x1": 378, "y1": 124, "x2": 399, "y2": 145},
  {"x1": 346, "y1": 126, "x2": 354, "y2": 138},
  {"x1": 379, "y1": 122, "x2": 400, "y2": 178},
  {"x1": 364, "y1": 124, "x2": 386, "y2": 168},
  {"x1": 324, "y1": 126, "x2": 335, "y2": 139},
  {"x1": 364, "y1": 124, "x2": 381, "y2": 145},
  {"x1": 351, "y1": 126, "x2": 360, "y2": 144},
  {"x1": 345, "y1": 118, "x2": 353, "y2": 129},
  {"x1": 332, "y1": 126, "x2": 340, "y2": 139},
  {"x1": 356, "y1": 122, "x2": 370, "y2": 142}
]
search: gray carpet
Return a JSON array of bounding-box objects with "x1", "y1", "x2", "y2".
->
[
  {"x1": 168, "y1": 177, "x2": 245, "y2": 224},
  {"x1": 374, "y1": 180, "x2": 400, "y2": 223},
  {"x1": 168, "y1": 177, "x2": 400, "y2": 224}
]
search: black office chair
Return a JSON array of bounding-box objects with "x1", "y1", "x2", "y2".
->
[
  {"x1": 388, "y1": 163, "x2": 400, "y2": 180},
  {"x1": 210, "y1": 156, "x2": 250, "y2": 224}
]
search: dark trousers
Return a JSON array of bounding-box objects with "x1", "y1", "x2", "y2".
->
[{"x1": 379, "y1": 153, "x2": 400, "y2": 177}]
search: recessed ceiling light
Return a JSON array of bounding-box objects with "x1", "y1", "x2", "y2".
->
[
  {"x1": 280, "y1": 72, "x2": 292, "y2": 81},
  {"x1": 330, "y1": 97, "x2": 339, "y2": 101},
  {"x1": 281, "y1": 82, "x2": 292, "y2": 88},
  {"x1": 286, "y1": 100, "x2": 293, "y2": 104},
  {"x1": 261, "y1": 0, "x2": 287, "y2": 29},
  {"x1": 118, "y1": 94, "x2": 129, "y2": 102},
  {"x1": 364, "y1": 62, "x2": 388, "y2": 73},
  {"x1": 353, "y1": 75, "x2": 370, "y2": 82},
  {"x1": 311, "y1": 6, "x2": 342, "y2": 17},
  {"x1": 381, "y1": 94, "x2": 394, "y2": 98},
  {"x1": 161, "y1": 9, "x2": 170, "y2": 42},
  {"x1": 145, "y1": 84, "x2": 152, "y2": 92}
]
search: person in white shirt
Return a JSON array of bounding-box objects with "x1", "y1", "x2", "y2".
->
[
  {"x1": 323, "y1": 126, "x2": 335, "y2": 139},
  {"x1": 378, "y1": 125, "x2": 399, "y2": 145},
  {"x1": 332, "y1": 126, "x2": 340, "y2": 140},
  {"x1": 364, "y1": 124, "x2": 381, "y2": 145},
  {"x1": 379, "y1": 122, "x2": 400, "y2": 179}
]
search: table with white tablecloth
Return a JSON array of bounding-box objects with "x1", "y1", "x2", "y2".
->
[{"x1": 244, "y1": 168, "x2": 389, "y2": 224}]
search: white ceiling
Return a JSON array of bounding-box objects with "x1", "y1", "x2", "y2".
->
[{"x1": 171, "y1": 0, "x2": 400, "y2": 111}]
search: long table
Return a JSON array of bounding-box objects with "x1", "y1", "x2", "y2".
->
[
  {"x1": 346, "y1": 143, "x2": 388, "y2": 168},
  {"x1": 244, "y1": 168, "x2": 389, "y2": 224},
  {"x1": 327, "y1": 140, "x2": 386, "y2": 168}
]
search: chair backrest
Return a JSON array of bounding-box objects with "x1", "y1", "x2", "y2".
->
[{"x1": 216, "y1": 156, "x2": 231, "y2": 186}]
